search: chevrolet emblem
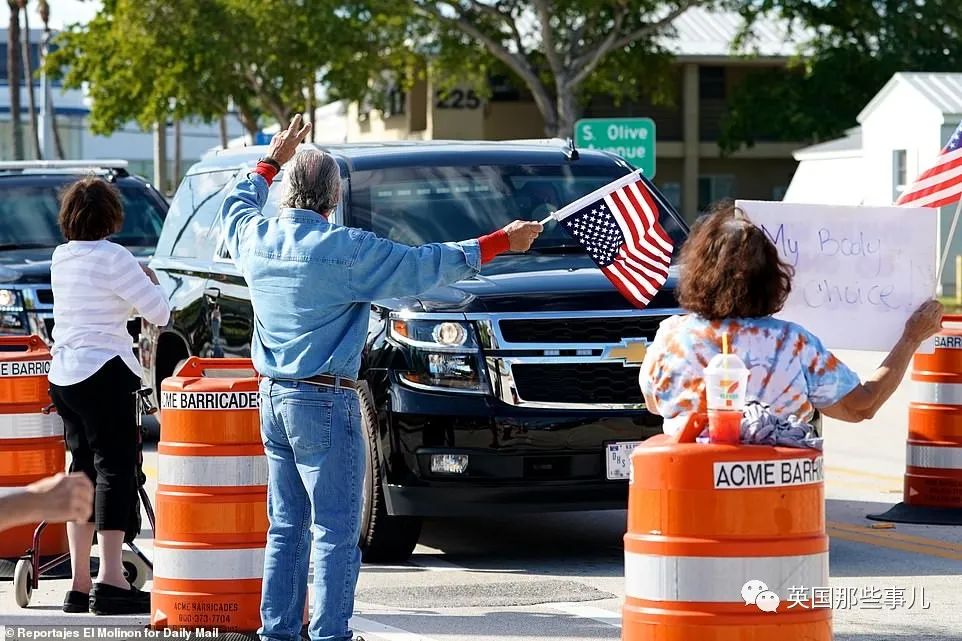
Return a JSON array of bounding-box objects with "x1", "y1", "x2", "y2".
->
[{"x1": 602, "y1": 338, "x2": 649, "y2": 366}]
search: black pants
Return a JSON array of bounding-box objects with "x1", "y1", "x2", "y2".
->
[{"x1": 50, "y1": 357, "x2": 140, "y2": 532}]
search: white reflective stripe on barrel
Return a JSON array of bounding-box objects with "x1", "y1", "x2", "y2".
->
[
  {"x1": 624, "y1": 551, "x2": 829, "y2": 602},
  {"x1": 0, "y1": 413, "x2": 62, "y2": 439},
  {"x1": 907, "y1": 444, "x2": 962, "y2": 470},
  {"x1": 153, "y1": 547, "x2": 264, "y2": 580},
  {"x1": 158, "y1": 454, "x2": 267, "y2": 487},
  {"x1": 913, "y1": 381, "x2": 962, "y2": 405}
]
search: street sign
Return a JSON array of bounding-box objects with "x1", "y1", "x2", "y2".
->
[{"x1": 574, "y1": 117, "x2": 656, "y2": 177}]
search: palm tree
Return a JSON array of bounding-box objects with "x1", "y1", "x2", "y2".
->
[
  {"x1": 37, "y1": 0, "x2": 63, "y2": 159},
  {"x1": 6, "y1": 1, "x2": 24, "y2": 159},
  {"x1": 19, "y1": 0, "x2": 41, "y2": 158}
]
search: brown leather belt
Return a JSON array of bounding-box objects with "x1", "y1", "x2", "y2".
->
[{"x1": 302, "y1": 374, "x2": 358, "y2": 390}]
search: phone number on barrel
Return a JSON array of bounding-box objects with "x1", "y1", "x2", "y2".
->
[{"x1": 171, "y1": 614, "x2": 234, "y2": 627}]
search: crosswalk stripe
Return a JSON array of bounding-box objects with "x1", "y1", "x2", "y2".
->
[
  {"x1": 350, "y1": 615, "x2": 443, "y2": 641},
  {"x1": 549, "y1": 602, "x2": 621, "y2": 627}
]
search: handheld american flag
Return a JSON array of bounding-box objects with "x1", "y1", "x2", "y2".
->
[
  {"x1": 896, "y1": 120, "x2": 962, "y2": 209},
  {"x1": 545, "y1": 170, "x2": 674, "y2": 309}
]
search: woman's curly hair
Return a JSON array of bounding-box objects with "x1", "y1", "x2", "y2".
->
[{"x1": 677, "y1": 200, "x2": 794, "y2": 320}]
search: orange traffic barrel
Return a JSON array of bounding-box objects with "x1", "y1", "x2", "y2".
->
[
  {"x1": 623, "y1": 415, "x2": 831, "y2": 640},
  {"x1": 870, "y1": 315, "x2": 962, "y2": 525},
  {"x1": 150, "y1": 357, "x2": 266, "y2": 633},
  {"x1": 0, "y1": 335, "x2": 67, "y2": 559}
]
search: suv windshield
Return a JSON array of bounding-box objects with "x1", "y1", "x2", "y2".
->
[
  {"x1": 348, "y1": 165, "x2": 687, "y2": 257},
  {"x1": 0, "y1": 177, "x2": 166, "y2": 249}
]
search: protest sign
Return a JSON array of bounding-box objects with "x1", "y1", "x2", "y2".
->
[{"x1": 736, "y1": 200, "x2": 937, "y2": 352}]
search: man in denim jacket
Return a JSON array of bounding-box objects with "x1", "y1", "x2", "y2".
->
[{"x1": 218, "y1": 116, "x2": 542, "y2": 641}]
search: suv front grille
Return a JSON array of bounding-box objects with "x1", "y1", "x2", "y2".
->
[
  {"x1": 509, "y1": 363, "x2": 644, "y2": 405},
  {"x1": 479, "y1": 310, "x2": 681, "y2": 409},
  {"x1": 499, "y1": 315, "x2": 664, "y2": 344}
]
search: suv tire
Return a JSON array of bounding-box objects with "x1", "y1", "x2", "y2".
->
[{"x1": 357, "y1": 382, "x2": 422, "y2": 563}]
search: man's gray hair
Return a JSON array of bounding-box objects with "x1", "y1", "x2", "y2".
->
[{"x1": 282, "y1": 149, "x2": 340, "y2": 215}]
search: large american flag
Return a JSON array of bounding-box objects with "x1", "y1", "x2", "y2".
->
[
  {"x1": 549, "y1": 170, "x2": 674, "y2": 308},
  {"x1": 896, "y1": 121, "x2": 962, "y2": 209}
]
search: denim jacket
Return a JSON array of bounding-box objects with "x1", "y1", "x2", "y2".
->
[{"x1": 218, "y1": 173, "x2": 481, "y2": 379}]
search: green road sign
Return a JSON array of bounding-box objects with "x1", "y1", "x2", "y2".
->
[{"x1": 574, "y1": 117, "x2": 656, "y2": 177}]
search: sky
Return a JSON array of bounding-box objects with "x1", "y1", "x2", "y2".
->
[{"x1": 2, "y1": 1, "x2": 100, "y2": 29}]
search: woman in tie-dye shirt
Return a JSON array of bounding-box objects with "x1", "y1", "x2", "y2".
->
[{"x1": 640, "y1": 202, "x2": 943, "y2": 436}]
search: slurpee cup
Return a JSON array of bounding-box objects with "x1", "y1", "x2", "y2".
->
[{"x1": 704, "y1": 334, "x2": 749, "y2": 445}]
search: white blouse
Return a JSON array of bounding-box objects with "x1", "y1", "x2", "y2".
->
[{"x1": 49, "y1": 240, "x2": 170, "y2": 386}]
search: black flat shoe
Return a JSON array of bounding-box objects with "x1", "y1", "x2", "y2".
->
[
  {"x1": 63, "y1": 590, "x2": 89, "y2": 613},
  {"x1": 89, "y1": 582, "x2": 150, "y2": 615}
]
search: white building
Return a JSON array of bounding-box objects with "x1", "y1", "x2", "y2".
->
[
  {"x1": 785, "y1": 72, "x2": 962, "y2": 292},
  {"x1": 1, "y1": 29, "x2": 246, "y2": 191}
]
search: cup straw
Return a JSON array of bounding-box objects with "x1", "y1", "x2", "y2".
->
[{"x1": 722, "y1": 332, "x2": 729, "y2": 355}]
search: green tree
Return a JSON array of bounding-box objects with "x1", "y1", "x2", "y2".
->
[
  {"x1": 45, "y1": 0, "x2": 406, "y2": 138},
  {"x1": 411, "y1": 0, "x2": 711, "y2": 137},
  {"x1": 46, "y1": 0, "x2": 748, "y2": 142},
  {"x1": 720, "y1": 0, "x2": 962, "y2": 152},
  {"x1": 47, "y1": 1, "x2": 233, "y2": 134}
]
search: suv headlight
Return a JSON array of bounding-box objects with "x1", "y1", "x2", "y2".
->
[
  {"x1": 0, "y1": 289, "x2": 28, "y2": 334},
  {"x1": 389, "y1": 317, "x2": 485, "y2": 392},
  {"x1": 389, "y1": 318, "x2": 478, "y2": 350}
]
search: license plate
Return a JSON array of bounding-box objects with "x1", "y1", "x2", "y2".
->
[{"x1": 606, "y1": 440, "x2": 643, "y2": 480}]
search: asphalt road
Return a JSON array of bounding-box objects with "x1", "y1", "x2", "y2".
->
[{"x1": 3, "y1": 350, "x2": 962, "y2": 640}]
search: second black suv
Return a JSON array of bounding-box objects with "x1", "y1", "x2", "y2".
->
[
  {"x1": 0, "y1": 161, "x2": 168, "y2": 346},
  {"x1": 141, "y1": 141, "x2": 688, "y2": 561}
]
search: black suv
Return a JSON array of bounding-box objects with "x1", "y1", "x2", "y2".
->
[
  {"x1": 0, "y1": 161, "x2": 168, "y2": 345},
  {"x1": 141, "y1": 141, "x2": 688, "y2": 561}
]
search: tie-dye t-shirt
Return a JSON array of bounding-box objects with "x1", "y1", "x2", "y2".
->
[{"x1": 639, "y1": 314, "x2": 861, "y2": 435}]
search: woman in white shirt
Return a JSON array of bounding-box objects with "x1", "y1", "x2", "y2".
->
[{"x1": 48, "y1": 177, "x2": 170, "y2": 616}]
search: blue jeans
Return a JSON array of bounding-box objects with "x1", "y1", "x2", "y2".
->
[{"x1": 258, "y1": 378, "x2": 364, "y2": 641}]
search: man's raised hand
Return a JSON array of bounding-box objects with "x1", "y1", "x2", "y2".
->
[{"x1": 266, "y1": 114, "x2": 312, "y2": 166}]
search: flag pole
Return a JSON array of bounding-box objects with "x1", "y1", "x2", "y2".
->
[
  {"x1": 937, "y1": 199, "x2": 962, "y2": 283},
  {"x1": 539, "y1": 214, "x2": 555, "y2": 225}
]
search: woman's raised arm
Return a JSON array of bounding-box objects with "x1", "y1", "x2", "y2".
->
[{"x1": 821, "y1": 300, "x2": 943, "y2": 423}]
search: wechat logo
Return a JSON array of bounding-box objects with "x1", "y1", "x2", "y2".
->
[{"x1": 742, "y1": 579, "x2": 780, "y2": 613}]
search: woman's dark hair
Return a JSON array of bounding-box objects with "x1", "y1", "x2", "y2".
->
[
  {"x1": 58, "y1": 177, "x2": 124, "y2": 241},
  {"x1": 677, "y1": 199, "x2": 794, "y2": 320}
]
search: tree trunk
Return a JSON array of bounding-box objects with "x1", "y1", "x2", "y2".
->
[
  {"x1": 39, "y1": 1, "x2": 64, "y2": 159},
  {"x1": 267, "y1": 101, "x2": 290, "y2": 130},
  {"x1": 236, "y1": 104, "x2": 259, "y2": 145},
  {"x1": 306, "y1": 80, "x2": 316, "y2": 143},
  {"x1": 7, "y1": 2, "x2": 24, "y2": 160},
  {"x1": 243, "y1": 71, "x2": 289, "y2": 130},
  {"x1": 556, "y1": 86, "x2": 581, "y2": 140},
  {"x1": 51, "y1": 106, "x2": 65, "y2": 159},
  {"x1": 153, "y1": 120, "x2": 168, "y2": 195},
  {"x1": 20, "y1": 3, "x2": 40, "y2": 158},
  {"x1": 530, "y1": 85, "x2": 560, "y2": 138},
  {"x1": 219, "y1": 113, "x2": 229, "y2": 149},
  {"x1": 173, "y1": 119, "x2": 182, "y2": 183},
  {"x1": 539, "y1": 103, "x2": 561, "y2": 137}
]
